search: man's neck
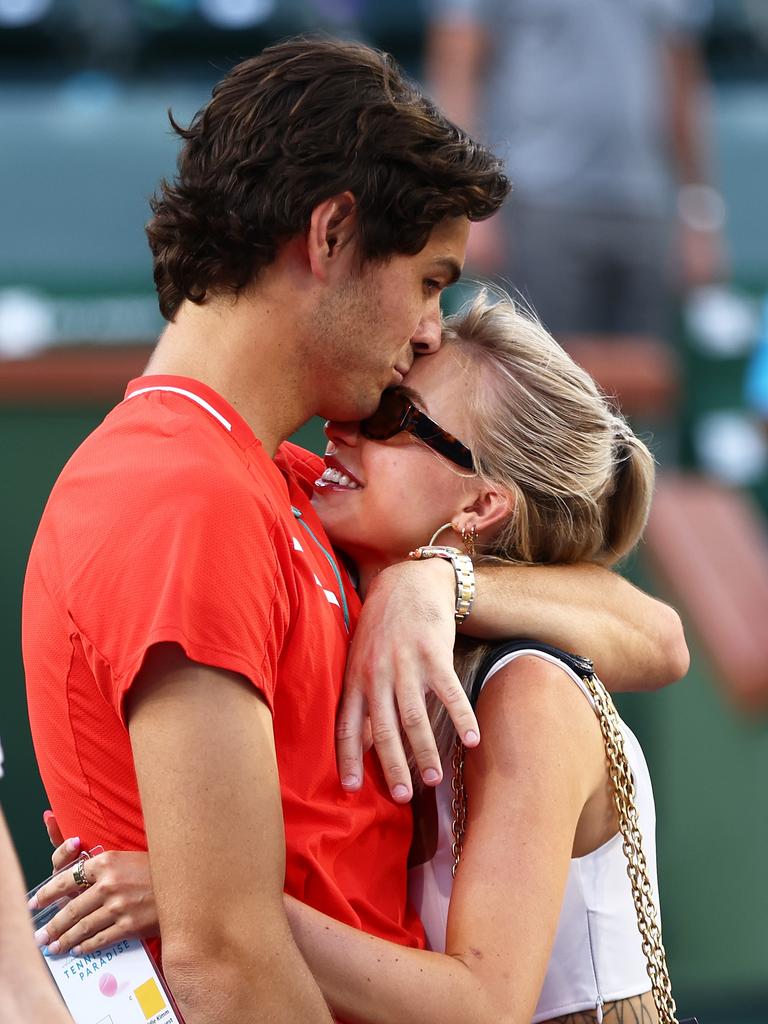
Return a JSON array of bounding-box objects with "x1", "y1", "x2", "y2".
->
[{"x1": 144, "y1": 294, "x2": 311, "y2": 457}]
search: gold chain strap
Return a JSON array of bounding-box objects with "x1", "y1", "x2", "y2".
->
[
  {"x1": 450, "y1": 735, "x2": 466, "y2": 878},
  {"x1": 451, "y1": 673, "x2": 679, "y2": 1023},
  {"x1": 582, "y1": 674, "x2": 678, "y2": 1023}
]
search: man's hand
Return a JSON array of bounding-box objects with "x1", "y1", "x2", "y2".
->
[{"x1": 336, "y1": 559, "x2": 480, "y2": 803}]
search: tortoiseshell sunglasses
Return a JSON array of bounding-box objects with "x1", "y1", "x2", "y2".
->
[{"x1": 360, "y1": 386, "x2": 474, "y2": 471}]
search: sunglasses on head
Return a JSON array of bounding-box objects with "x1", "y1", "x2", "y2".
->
[{"x1": 360, "y1": 386, "x2": 475, "y2": 471}]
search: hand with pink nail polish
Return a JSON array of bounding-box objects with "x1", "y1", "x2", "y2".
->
[{"x1": 33, "y1": 813, "x2": 158, "y2": 956}]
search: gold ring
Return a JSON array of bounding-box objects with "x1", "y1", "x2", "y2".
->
[{"x1": 72, "y1": 859, "x2": 91, "y2": 890}]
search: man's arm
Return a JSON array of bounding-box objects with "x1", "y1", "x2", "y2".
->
[
  {"x1": 0, "y1": 809, "x2": 73, "y2": 1023},
  {"x1": 336, "y1": 560, "x2": 688, "y2": 801},
  {"x1": 465, "y1": 561, "x2": 690, "y2": 685},
  {"x1": 127, "y1": 643, "x2": 332, "y2": 1024}
]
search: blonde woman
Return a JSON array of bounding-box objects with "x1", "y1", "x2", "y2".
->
[{"x1": 39, "y1": 295, "x2": 668, "y2": 1023}]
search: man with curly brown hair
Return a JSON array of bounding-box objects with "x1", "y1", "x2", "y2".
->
[{"x1": 23, "y1": 37, "x2": 509, "y2": 1024}]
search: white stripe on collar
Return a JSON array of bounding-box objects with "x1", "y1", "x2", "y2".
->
[{"x1": 125, "y1": 385, "x2": 232, "y2": 432}]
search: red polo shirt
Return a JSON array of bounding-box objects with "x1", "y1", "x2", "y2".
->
[{"x1": 23, "y1": 376, "x2": 424, "y2": 954}]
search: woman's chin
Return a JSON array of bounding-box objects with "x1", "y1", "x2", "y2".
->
[{"x1": 312, "y1": 498, "x2": 350, "y2": 545}]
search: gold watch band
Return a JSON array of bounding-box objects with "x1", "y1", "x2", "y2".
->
[{"x1": 407, "y1": 545, "x2": 476, "y2": 624}]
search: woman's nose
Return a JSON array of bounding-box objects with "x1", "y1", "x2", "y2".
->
[{"x1": 324, "y1": 419, "x2": 361, "y2": 449}]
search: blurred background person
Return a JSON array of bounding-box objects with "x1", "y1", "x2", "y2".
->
[{"x1": 425, "y1": 0, "x2": 727, "y2": 343}]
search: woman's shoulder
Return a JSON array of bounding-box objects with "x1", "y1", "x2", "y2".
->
[
  {"x1": 472, "y1": 645, "x2": 605, "y2": 785},
  {"x1": 476, "y1": 640, "x2": 595, "y2": 686},
  {"x1": 474, "y1": 641, "x2": 597, "y2": 712},
  {"x1": 476, "y1": 649, "x2": 593, "y2": 716}
]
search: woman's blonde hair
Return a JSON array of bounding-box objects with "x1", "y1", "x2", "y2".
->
[
  {"x1": 449, "y1": 292, "x2": 655, "y2": 567},
  {"x1": 426, "y1": 291, "x2": 656, "y2": 762}
]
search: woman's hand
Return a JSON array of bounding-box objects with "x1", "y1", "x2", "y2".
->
[{"x1": 29, "y1": 814, "x2": 159, "y2": 955}]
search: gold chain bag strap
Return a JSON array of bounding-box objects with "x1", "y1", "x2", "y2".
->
[{"x1": 451, "y1": 657, "x2": 694, "y2": 1024}]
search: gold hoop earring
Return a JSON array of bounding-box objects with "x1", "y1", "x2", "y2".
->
[
  {"x1": 428, "y1": 522, "x2": 455, "y2": 546},
  {"x1": 460, "y1": 524, "x2": 477, "y2": 557}
]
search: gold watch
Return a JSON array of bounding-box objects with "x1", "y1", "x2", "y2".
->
[{"x1": 408, "y1": 545, "x2": 476, "y2": 625}]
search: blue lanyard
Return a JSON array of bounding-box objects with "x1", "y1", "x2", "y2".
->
[{"x1": 291, "y1": 507, "x2": 350, "y2": 632}]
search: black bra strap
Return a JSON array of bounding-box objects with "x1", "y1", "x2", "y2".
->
[{"x1": 470, "y1": 640, "x2": 595, "y2": 707}]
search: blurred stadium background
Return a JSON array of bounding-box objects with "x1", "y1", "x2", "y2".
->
[{"x1": 0, "y1": 1, "x2": 767, "y2": 1020}]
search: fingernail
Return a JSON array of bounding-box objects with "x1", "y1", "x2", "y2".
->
[
  {"x1": 66, "y1": 837, "x2": 81, "y2": 853},
  {"x1": 34, "y1": 928, "x2": 49, "y2": 946},
  {"x1": 28, "y1": 895, "x2": 38, "y2": 910},
  {"x1": 341, "y1": 775, "x2": 360, "y2": 789},
  {"x1": 422, "y1": 768, "x2": 441, "y2": 784},
  {"x1": 48, "y1": 940, "x2": 61, "y2": 955},
  {"x1": 464, "y1": 730, "x2": 480, "y2": 746},
  {"x1": 43, "y1": 810, "x2": 54, "y2": 824},
  {"x1": 392, "y1": 784, "x2": 411, "y2": 802},
  {"x1": 71, "y1": 945, "x2": 82, "y2": 956}
]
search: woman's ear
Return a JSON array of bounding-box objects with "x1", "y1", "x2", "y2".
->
[
  {"x1": 454, "y1": 485, "x2": 514, "y2": 541},
  {"x1": 306, "y1": 192, "x2": 358, "y2": 281}
]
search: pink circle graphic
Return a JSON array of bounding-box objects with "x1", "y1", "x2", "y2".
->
[{"x1": 99, "y1": 973, "x2": 118, "y2": 997}]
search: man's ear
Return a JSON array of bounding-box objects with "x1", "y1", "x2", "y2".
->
[{"x1": 306, "y1": 192, "x2": 358, "y2": 281}]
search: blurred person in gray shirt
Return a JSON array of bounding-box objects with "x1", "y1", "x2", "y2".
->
[{"x1": 426, "y1": 0, "x2": 726, "y2": 339}]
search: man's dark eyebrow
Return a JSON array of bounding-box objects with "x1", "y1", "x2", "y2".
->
[{"x1": 432, "y1": 258, "x2": 462, "y2": 287}]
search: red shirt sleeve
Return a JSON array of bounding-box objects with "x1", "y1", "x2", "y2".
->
[{"x1": 64, "y1": 436, "x2": 292, "y2": 723}]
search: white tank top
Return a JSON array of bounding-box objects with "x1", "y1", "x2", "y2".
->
[{"x1": 408, "y1": 648, "x2": 658, "y2": 1022}]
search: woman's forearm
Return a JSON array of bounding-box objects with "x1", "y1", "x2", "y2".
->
[{"x1": 284, "y1": 896, "x2": 502, "y2": 1024}]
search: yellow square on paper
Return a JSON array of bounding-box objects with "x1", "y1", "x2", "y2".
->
[{"x1": 134, "y1": 977, "x2": 166, "y2": 1019}]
